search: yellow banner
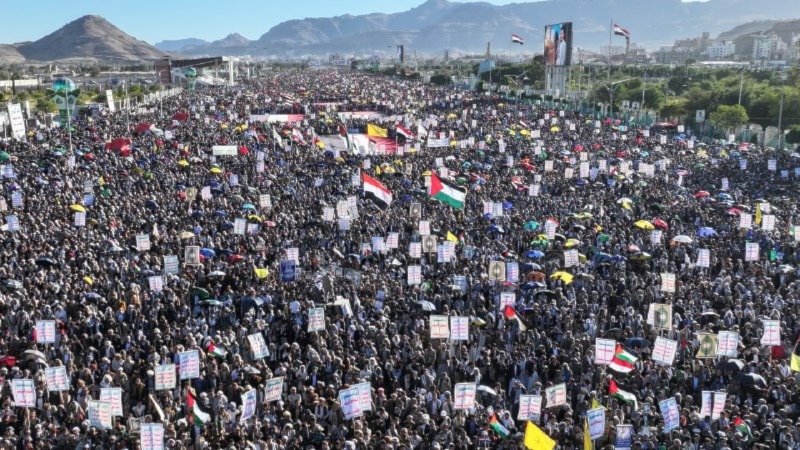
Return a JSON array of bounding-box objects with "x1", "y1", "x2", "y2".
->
[{"x1": 367, "y1": 124, "x2": 388, "y2": 138}]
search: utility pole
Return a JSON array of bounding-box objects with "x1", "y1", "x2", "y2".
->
[{"x1": 738, "y1": 71, "x2": 744, "y2": 105}]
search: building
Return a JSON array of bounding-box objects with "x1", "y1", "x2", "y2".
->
[
  {"x1": 753, "y1": 31, "x2": 788, "y2": 61},
  {"x1": 653, "y1": 32, "x2": 713, "y2": 64},
  {"x1": 703, "y1": 41, "x2": 735, "y2": 60}
]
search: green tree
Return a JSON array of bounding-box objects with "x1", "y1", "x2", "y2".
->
[
  {"x1": 660, "y1": 99, "x2": 687, "y2": 120},
  {"x1": 786, "y1": 124, "x2": 800, "y2": 145},
  {"x1": 709, "y1": 104, "x2": 748, "y2": 135}
]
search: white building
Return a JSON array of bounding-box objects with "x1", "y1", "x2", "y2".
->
[
  {"x1": 704, "y1": 42, "x2": 735, "y2": 60},
  {"x1": 753, "y1": 32, "x2": 786, "y2": 60}
]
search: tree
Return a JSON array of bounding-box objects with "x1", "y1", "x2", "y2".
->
[
  {"x1": 785, "y1": 124, "x2": 800, "y2": 145},
  {"x1": 660, "y1": 99, "x2": 686, "y2": 120},
  {"x1": 709, "y1": 104, "x2": 748, "y2": 135}
]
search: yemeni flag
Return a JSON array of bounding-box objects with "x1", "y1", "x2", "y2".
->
[
  {"x1": 733, "y1": 417, "x2": 751, "y2": 440},
  {"x1": 361, "y1": 172, "x2": 393, "y2": 209},
  {"x1": 489, "y1": 413, "x2": 510, "y2": 439},
  {"x1": 511, "y1": 34, "x2": 525, "y2": 45},
  {"x1": 608, "y1": 379, "x2": 638, "y2": 410},
  {"x1": 613, "y1": 23, "x2": 630, "y2": 41},
  {"x1": 206, "y1": 341, "x2": 227, "y2": 359},
  {"x1": 608, "y1": 344, "x2": 637, "y2": 374},
  {"x1": 429, "y1": 173, "x2": 467, "y2": 209},
  {"x1": 503, "y1": 305, "x2": 527, "y2": 331},
  {"x1": 396, "y1": 124, "x2": 415, "y2": 140}
]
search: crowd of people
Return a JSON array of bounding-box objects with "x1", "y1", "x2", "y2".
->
[{"x1": 0, "y1": 67, "x2": 798, "y2": 450}]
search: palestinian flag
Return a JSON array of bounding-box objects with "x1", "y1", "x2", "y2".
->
[
  {"x1": 733, "y1": 417, "x2": 751, "y2": 439},
  {"x1": 396, "y1": 124, "x2": 415, "y2": 140},
  {"x1": 186, "y1": 389, "x2": 210, "y2": 427},
  {"x1": 361, "y1": 173, "x2": 393, "y2": 209},
  {"x1": 206, "y1": 341, "x2": 227, "y2": 359},
  {"x1": 193, "y1": 404, "x2": 210, "y2": 427},
  {"x1": 608, "y1": 344, "x2": 637, "y2": 374},
  {"x1": 503, "y1": 305, "x2": 527, "y2": 331},
  {"x1": 429, "y1": 173, "x2": 467, "y2": 209},
  {"x1": 613, "y1": 24, "x2": 630, "y2": 40},
  {"x1": 489, "y1": 413, "x2": 510, "y2": 439},
  {"x1": 511, "y1": 34, "x2": 525, "y2": 45},
  {"x1": 608, "y1": 379, "x2": 638, "y2": 410}
]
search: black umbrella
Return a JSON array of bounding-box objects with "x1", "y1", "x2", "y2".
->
[
  {"x1": 735, "y1": 372, "x2": 767, "y2": 388},
  {"x1": 35, "y1": 257, "x2": 58, "y2": 267},
  {"x1": 717, "y1": 359, "x2": 746, "y2": 372},
  {"x1": 415, "y1": 301, "x2": 436, "y2": 312},
  {"x1": 604, "y1": 328, "x2": 624, "y2": 339},
  {"x1": 624, "y1": 337, "x2": 649, "y2": 348}
]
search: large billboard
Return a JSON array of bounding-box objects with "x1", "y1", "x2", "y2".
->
[{"x1": 544, "y1": 22, "x2": 573, "y2": 66}]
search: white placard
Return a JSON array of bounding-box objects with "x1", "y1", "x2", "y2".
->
[
  {"x1": 652, "y1": 337, "x2": 678, "y2": 366},
  {"x1": 248, "y1": 333, "x2": 270, "y2": 360},
  {"x1": 739, "y1": 214, "x2": 752, "y2": 229},
  {"x1": 88, "y1": 400, "x2": 113, "y2": 429},
  {"x1": 44, "y1": 366, "x2": 70, "y2": 392},
  {"x1": 178, "y1": 350, "x2": 201, "y2": 380},
  {"x1": 545, "y1": 383, "x2": 567, "y2": 408},
  {"x1": 407, "y1": 265, "x2": 422, "y2": 285},
  {"x1": 140, "y1": 423, "x2": 165, "y2": 450},
  {"x1": 716, "y1": 331, "x2": 739, "y2": 357},
  {"x1": 136, "y1": 234, "x2": 151, "y2": 251},
  {"x1": 762, "y1": 215, "x2": 776, "y2": 231},
  {"x1": 660, "y1": 273, "x2": 676, "y2": 293},
  {"x1": 100, "y1": 387, "x2": 124, "y2": 416},
  {"x1": 430, "y1": 315, "x2": 450, "y2": 339},
  {"x1": 595, "y1": 338, "x2": 616, "y2": 365},
  {"x1": 696, "y1": 249, "x2": 711, "y2": 268},
  {"x1": 240, "y1": 389, "x2": 258, "y2": 421},
  {"x1": 745, "y1": 243, "x2": 759, "y2": 261},
  {"x1": 761, "y1": 319, "x2": 781, "y2": 346},
  {"x1": 264, "y1": 377, "x2": 284, "y2": 402},
  {"x1": 308, "y1": 308, "x2": 326, "y2": 332},
  {"x1": 339, "y1": 386, "x2": 364, "y2": 419},
  {"x1": 11, "y1": 379, "x2": 35, "y2": 408},
  {"x1": 155, "y1": 364, "x2": 176, "y2": 391},
  {"x1": 453, "y1": 383, "x2": 477, "y2": 410},
  {"x1": 148, "y1": 276, "x2": 164, "y2": 292},
  {"x1": 35, "y1": 320, "x2": 56, "y2": 344},
  {"x1": 356, "y1": 382, "x2": 373, "y2": 412},
  {"x1": 450, "y1": 316, "x2": 469, "y2": 340},
  {"x1": 564, "y1": 249, "x2": 579, "y2": 268},
  {"x1": 651, "y1": 230, "x2": 662, "y2": 245}
]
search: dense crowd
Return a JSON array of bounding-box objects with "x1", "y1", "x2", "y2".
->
[{"x1": 0, "y1": 68, "x2": 798, "y2": 450}]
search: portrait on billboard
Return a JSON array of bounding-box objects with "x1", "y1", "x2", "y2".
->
[{"x1": 544, "y1": 22, "x2": 572, "y2": 66}]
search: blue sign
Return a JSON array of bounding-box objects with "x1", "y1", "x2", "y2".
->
[{"x1": 280, "y1": 260, "x2": 296, "y2": 282}]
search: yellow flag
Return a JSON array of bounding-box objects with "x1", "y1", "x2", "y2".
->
[
  {"x1": 446, "y1": 231, "x2": 459, "y2": 243},
  {"x1": 592, "y1": 398, "x2": 604, "y2": 410},
  {"x1": 755, "y1": 203, "x2": 762, "y2": 225},
  {"x1": 792, "y1": 342, "x2": 800, "y2": 372},
  {"x1": 367, "y1": 124, "x2": 388, "y2": 138},
  {"x1": 584, "y1": 418, "x2": 593, "y2": 450},
  {"x1": 254, "y1": 267, "x2": 269, "y2": 279},
  {"x1": 524, "y1": 421, "x2": 556, "y2": 450}
]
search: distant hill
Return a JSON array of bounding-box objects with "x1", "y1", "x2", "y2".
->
[
  {"x1": 2, "y1": 0, "x2": 800, "y2": 62},
  {"x1": 172, "y1": 0, "x2": 800, "y2": 57},
  {"x1": 154, "y1": 38, "x2": 208, "y2": 52},
  {"x1": 14, "y1": 15, "x2": 169, "y2": 63},
  {"x1": 717, "y1": 20, "x2": 780, "y2": 40}
]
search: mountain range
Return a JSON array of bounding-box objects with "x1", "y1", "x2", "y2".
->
[
  {"x1": 1, "y1": 0, "x2": 799, "y2": 63},
  {"x1": 161, "y1": 0, "x2": 800, "y2": 57}
]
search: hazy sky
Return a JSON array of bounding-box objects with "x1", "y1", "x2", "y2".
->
[{"x1": 1, "y1": 0, "x2": 708, "y2": 45}]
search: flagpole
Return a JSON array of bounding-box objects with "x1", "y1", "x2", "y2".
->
[{"x1": 608, "y1": 20, "x2": 612, "y2": 82}]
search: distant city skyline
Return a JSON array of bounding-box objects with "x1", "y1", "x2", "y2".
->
[{"x1": 2, "y1": 0, "x2": 709, "y2": 45}]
